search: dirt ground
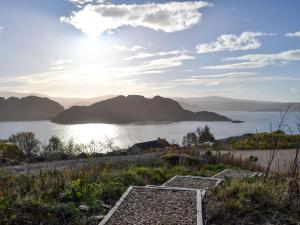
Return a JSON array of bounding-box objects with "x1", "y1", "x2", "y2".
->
[{"x1": 219, "y1": 149, "x2": 299, "y2": 173}]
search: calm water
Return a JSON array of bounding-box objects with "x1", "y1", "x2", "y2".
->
[{"x1": 0, "y1": 111, "x2": 299, "y2": 148}]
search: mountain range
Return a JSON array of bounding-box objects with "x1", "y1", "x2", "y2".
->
[
  {"x1": 52, "y1": 95, "x2": 231, "y2": 124},
  {"x1": 1, "y1": 92, "x2": 299, "y2": 112},
  {"x1": 175, "y1": 96, "x2": 300, "y2": 112}
]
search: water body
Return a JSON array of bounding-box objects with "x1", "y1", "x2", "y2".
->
[{"x1": 0, "y1": 111, "x2": 299, "y2": 148}]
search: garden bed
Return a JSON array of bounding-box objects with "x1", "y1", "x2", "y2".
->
[
  {"x1": 100, "y1": 186, "x2": 203, "y2": 225},
  {"x1": 163, "y1": 175, "x2": 222, "y2": 190},
  {"x1": 212, "y1": 169, "x2": 262, "y2": 179}
]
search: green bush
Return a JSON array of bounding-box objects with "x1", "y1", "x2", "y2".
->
[
  {"x1": 161, "y1": 153, "x2": 180, "y2": 166},
  {"x1": 161, "y1": 153, "x2": 203, "y2": 167},
  {"x1": 0, "y1": 144, "x2": 25, "y2": 162}
]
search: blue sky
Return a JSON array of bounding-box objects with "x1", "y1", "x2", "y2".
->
[{"x1": 0, "y1": 0, "x2": 300, "y2": 101}]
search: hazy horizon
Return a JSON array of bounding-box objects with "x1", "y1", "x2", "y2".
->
[
  {"x1": 0, "y1": 0, "x2": 300, "y2": 101},
  {"x1": 1, "y1": 90, "x2": 300, "y2": 103}
]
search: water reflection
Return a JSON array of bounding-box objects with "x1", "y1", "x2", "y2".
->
[{"x1": 0, "y1": 111, "x2": 299, "y2": 148}]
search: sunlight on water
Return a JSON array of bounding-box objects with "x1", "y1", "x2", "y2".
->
[
  {"x1": 64, "y1": 123, "x2": 118, "y2": 144},
  {"x1": 0, "y1": 111, "x2": 299, "y2": 148}
]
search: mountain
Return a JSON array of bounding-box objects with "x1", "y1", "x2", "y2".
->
[
  {"x1": 0, "y1": 92, "x2": 115, "y2": 109},
  {"x1": 1, "y1": 92, "x2": 299, "y2": 112},
  {"x1": 175, "y1": 96, "x2": 300, "y2": 112},
  {"x1": 0, "y1": 96, "x2": 64, "y2": 121},
  {"x1": 52, "y1": 95, "x2": 231, "y2": 124}
]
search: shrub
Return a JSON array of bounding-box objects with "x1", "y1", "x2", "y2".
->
[
  {"x1": 161, "y1": 153, "x2": 180, "y2": 166},
  {"x1": 8, "y1": 132, "x2": 40, "y2": 156},
  {"x1": 249, "y1": 155, "x2": 258, "y2": 162},
  {"x1": 0, "y1": 144, "x2": 25, "y2": 162}
]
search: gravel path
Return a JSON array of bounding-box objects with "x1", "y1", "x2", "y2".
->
[
  {"x1": 163, "y1": 176, "x2": 221, "y2": 190},
  {"x1": 218, "y1": 149, "x2": 300, "y2": 173},
  {"x1": 102, "y1": 186, "x2": 199, "y2": 225},
  {"x1": 1, "y1": 152, "x2": 162, "y2": 174}
]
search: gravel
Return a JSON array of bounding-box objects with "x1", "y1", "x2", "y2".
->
[
  {"x1": 1, "y1": 152, "x2": 162, "y2": 174},
  {"x1": 103, "y1": 186, "x2": 199, "y2": 225},
  {"x1": 212, "y1": 169, "x2": 258, "y2": 179},
  {"x1": 164, "y1": 176, "x2": 221, "y2": 190},
  {"x1": 218, "y1": 149, "x2": 300, "y2": 173}
]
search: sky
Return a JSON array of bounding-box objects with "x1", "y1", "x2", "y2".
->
[{"x1": 0, "y1": 0, "x2": 300, "y2": 101}]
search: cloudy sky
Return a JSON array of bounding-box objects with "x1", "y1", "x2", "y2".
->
[{"x1": 0, "y1": 0, "x2": 300, "y2": 101}]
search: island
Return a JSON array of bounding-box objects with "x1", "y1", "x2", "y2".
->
[
  {"x1": 52, "y1": 95, "x2": 231, "y2": 124},
  {"x1": 0, "y1": 96, "x2": 64, "y2": 121}
]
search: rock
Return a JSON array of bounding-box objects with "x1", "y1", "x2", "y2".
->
[
  {"x1": 78, "y1": 204, "x2": 90, "y2": 211},
  {"x1": 102, "y1": 203, "x2": 112, "y2": 209},
  {"x1": 92, "y1": 215, "x2": 106, "y2": 220}
]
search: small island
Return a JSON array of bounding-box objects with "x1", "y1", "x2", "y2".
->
[
  {"x1": 52, "y1": 95, "x2": 231, "y2": 124},
  {"x1": 0, "y1": 96, "x2": 64, "y2": 121}
]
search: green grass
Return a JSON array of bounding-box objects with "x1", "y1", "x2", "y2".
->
[
  {"x1": 214, "y1": 131, "x2": 300, "y2": 150},
  {"x1": 208, "y1": 177, "x2": 300, "y2": 225},
  {"x1": 0, "y1": 162, "x2": 226, "y2": 225},
  {"x1": 0, "y1": 157, "x2": 299, "y2": 225}
]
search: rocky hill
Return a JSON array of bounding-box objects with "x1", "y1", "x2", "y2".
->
[
  {"x1": 52, "y1": 95, "x2": 231, "y2": 124},
  {"x1": 0, "y1": 96, "x2": 64, "y2": 121}
]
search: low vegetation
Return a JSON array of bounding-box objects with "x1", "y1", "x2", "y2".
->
[
  {"x1": 214, "y1": 131, "x2": 300, "y2": 150},
  {"x1": 208, "y1": 177, "x2": 300, "y2": 225},
  {"x1": 0, "y1": 156, "x2": 229, "y2": 225},
  {"x1": 0, "y1": 153, "x2": 299, "y2": 225}
]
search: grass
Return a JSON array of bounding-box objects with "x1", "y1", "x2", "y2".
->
[
  {"x1": 0, "y1": 153, "x2": 299, "y2": 225},
  {"x1": 207, "y1": 177, "x2": 300, "y2": 225},
  {"x1": 214, "y1": 131, "x2": 300, "y2": 150},
  {"x1": 0, "y1": 159, "x2": 227, "y2": 225}
]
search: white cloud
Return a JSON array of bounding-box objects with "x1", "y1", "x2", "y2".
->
[
  {"x1": 50, "y1": 59, "x2": 73, "y2": 70},
  {"x1": 125, "y1": 54, "x2": 195, "y2": 75},
  {"x1": 0, "y1": 26, "x2": 4, "y2": 34},
  {"x1": 205, "y1": 81, "x2": 221, "y2": 86},
  {"x1": 190, "y1": 72, "x2": 257, "y2": 78},
  {"x1": 61, "y1": 1, "x2": 211, "y2": 36},
  {"x1": 286, "y1": 31, "x2": 300, "y2": 37},
  {"x1": 203, "y1": 49, "x2": 300, "y2": 70},
  {"x1": 174, "y1": 72, "x2": 256, "y2": 83},
  {"x1": 111, "y1": 45, "x2": 145, "y2": 52},
  {"x1": 124, "y1": 50, "x2": 187, "y2": 60},
  {"x1": 196, "y1": 32, "x2": 275, "y2": 53},
  {"x1": 69, "y1": 0, "x2": 106, "y2": 7},
  {"x1": 7, "y1": 53, "x2": 194, "y2": 96}
]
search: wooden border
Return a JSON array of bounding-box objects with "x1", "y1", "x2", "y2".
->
[
  {"x1": 212, "y1": 169, "x2": 260, "y2": 179},
  {"x1": 99, "y1": 186, "x2": 204, "y2": 225},
  {"x1": 163, "y1": 175, "x2": 222, "y2": 190}
]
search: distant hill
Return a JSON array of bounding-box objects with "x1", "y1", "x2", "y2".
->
[
  {"x1": 1, "y1": 92, "x2": 299, "y2": 112},
  {"x1": 0, "y1": 96, "x2": 64, "y2": 121},
  {"x1": 175, "y1": 96, "x2": 300, "y2": 112},
  {"x1": 0, "y1": 92, "x2": 114, "y2": 109},
  {"x1": 52, "y1": 95, "x2": 231, "y2": 124}
]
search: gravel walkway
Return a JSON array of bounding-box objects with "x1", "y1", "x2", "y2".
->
[
  {"x1": 217, "y1": 149, "x2": 299, "y2": 173},
  {"x1": 163, "y1": 176, "x2": 222, "y2": 190},
  {"x1": 1, "y1": 152, "x2": 162, "y2": 174},
  {"x1": 100, "y1": 186, "x2": 200, "y2": 225},
  {"x1": 212, "y1": 169, "x2": 260, "y2": 179}
]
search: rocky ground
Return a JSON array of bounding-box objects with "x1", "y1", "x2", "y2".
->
[
  {"x1": 1, "y1": 152, "x2": 162, "y2": 174},
  {"x1": 104, "y1": 187, "x2": 198, "y2": 225}
]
